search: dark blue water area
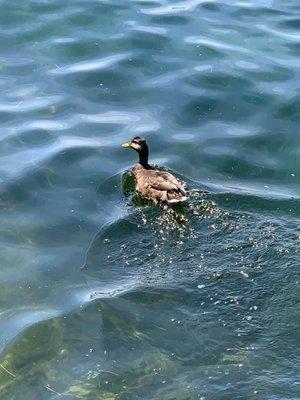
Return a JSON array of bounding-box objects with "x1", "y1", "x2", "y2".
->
[{"x1": 0, "y1": 0, "x2": 299, "y2": 399}]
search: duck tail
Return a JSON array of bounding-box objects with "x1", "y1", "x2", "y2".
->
[{"x1": 166, "y1": 188, "x2": 188, "y2": 204}]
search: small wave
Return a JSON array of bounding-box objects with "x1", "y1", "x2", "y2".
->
[
  {"x1": 126, "y1": 20, "x2": 167, "y2": 35},
  {"x1": 19, "y1": 119, "x2": 74, "y2": 131},
  {"x1": 0, "y1": 56, "x2": 34, "y2": 67},
  {"x1": 0, "y1": 95, "x2": 63, "y2": 113},
  {"x1": 79, "y1": 111, "x2": 141, "y2": 125},
  {"x1": 257, "y1": 23, "x2": 300, "y2": 41},
  {"x1": 52, "y1": 37, "x2": 76, "y2": 44},
  {"x1": 0, "y1": 308, "x2": 57, "y2": 356},
  {"x1": 235, "y1": 60, "x2": 260, "y2": 71},
  {"x1": 200, "y1": 180, "x2": 300, "y2": 201},
  {"x1": 79, "y1": 110, "x2": 160, "y2": 132},
  {"x1": 48, "y1": 53, "x2": 130, "y2": 76},
  {"x1": 142, "y1": 69, "x2": 190, "y2": 88},
  {"x1": 185, "y1": 36, "x2": 250, "y2": 54},
  {"x1": 141, "y1": 0, "x2": 212, "y2": 15},
  {"x1": 0, "y1": 280, "x2": 137, "y2": 357}
]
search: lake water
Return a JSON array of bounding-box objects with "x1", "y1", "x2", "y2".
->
[{"x1": 0, "y1": 0, "x2": 299, "y2": 399}]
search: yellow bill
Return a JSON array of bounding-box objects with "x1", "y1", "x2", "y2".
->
[{"x1": 122, "y1": 142, "x2": 131, "y2": 148}]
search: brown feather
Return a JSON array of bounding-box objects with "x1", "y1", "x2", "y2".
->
[{"x1": 133, "y1": 165, "x2": 187, "y2": 204}]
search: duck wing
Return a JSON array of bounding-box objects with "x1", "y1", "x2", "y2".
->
[{"x1": 145, "y1": 171, "x2": 184, "y2": 192}]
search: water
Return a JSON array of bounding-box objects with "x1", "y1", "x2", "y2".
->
[{"x1": 0, "y1": 0, "x2": 299, "y2": 398}]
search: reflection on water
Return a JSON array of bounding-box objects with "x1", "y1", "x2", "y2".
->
[{"x1": 0, "y1": 0, "x2": 299, "y2": 398}]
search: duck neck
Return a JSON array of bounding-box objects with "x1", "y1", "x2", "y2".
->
[{"x1": 138, "y1": 146, "x2": 151, "y2": 169}]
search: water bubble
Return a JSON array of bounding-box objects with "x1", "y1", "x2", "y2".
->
[{"x1": 240, "y1": 271, "x2": 249, "y2": 278}]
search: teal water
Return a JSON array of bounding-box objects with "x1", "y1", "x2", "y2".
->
[{"x1": 0, "y1": 0, "x2": 299, "y2": 398}]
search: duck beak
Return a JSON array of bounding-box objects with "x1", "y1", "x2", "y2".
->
[{"x1": 122, "y1": 142, "x2": 131, "y2": 149}]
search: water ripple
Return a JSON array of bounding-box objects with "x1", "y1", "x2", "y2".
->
[
  {"x1": 0, "y1": 0, "x2": 299, "y2": 397},
  {"x1": 185, "y1": 36, "x2": 250, "y2": 54},
  {"x1": 0, "y1": 95, "x2": 63, "y2": 113},
  {"x1": 141, "y1": 0, "x2": 211, "y2": 15},
  {"x1": 48, "y1": 53, "x2": 130, "y2": 75}
]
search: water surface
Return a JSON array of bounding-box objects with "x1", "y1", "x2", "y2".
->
[{"x1": 0, "y1": 0, "x2": 299, "y2": 399}]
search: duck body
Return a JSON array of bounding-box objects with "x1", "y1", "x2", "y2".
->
[
  {"x1": 122, "y1": 137, "x2": 187, "y2": 205},
  {"x1": 133, "y1": 164, "x2": 187, "y2": 204}
]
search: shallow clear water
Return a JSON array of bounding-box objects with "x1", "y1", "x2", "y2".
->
[{"x1": 0, "y1": 0, "x2": 299, "y2": 398}]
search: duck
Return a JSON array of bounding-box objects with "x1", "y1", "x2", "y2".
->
[{"x1": 122, "y1": 137, "x2": 187, "y2": 205}]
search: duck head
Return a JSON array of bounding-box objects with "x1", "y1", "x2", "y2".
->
[
  {"x1": 122, "y1": 137, "x2": 150, "y2": 168},
  {"x1": 122, "y1": 136, "x2": 147, "y2": 151}
]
